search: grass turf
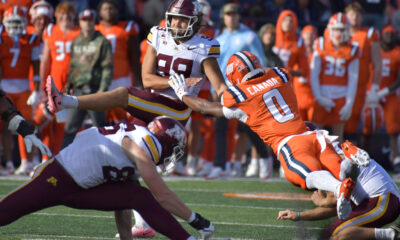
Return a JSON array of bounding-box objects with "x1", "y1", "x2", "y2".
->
[{"x1": 0, "y1": 176, "x2": 395, "y2": 239}]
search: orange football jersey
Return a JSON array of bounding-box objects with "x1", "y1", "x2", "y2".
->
[
  {"x1": 379, "y1": 46, "x2": 400, "y2": 90},
  {"x1": 96, "y1": 20, "x2": 139, "y2": 80},
  {"x1": 0, "y1": 31, "x2": 40, "y2": 79},
  {"x1": 314, "y1": 37, "x2": 359, "y2": 86},
  {"x1": 222, "y1": 67, "x2": 308, "y2": 153},
  {"x1": 43, "y1": 23, "x2": 80, "y2": 91}
]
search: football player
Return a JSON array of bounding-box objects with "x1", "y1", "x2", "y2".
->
[
  {"x1": 0, "y1": 6, "x2": 42, "y2": 174},
  {"x1": 311, "y1": 13, "x2": 359, "y2": 141},
  {"x1": 167, "y1": 50, "x2": 371, "y2": 220},
  {"x1": 274, "y1": 10, "x2": 311, "y2": 121},
  {"x1": 344, "y1": 2, "x2": 382, "y2": 142},
  {"x1": 363, "y1": 25, "x2": 400, "y2": 169},
  {"x1": 96, "y1": 0, "x2": 142, "y2": 123},
  {"x1": 46, "y1": 0, "x2": 226, "y2": 236},
  {"x1": 277, "y1": 143, "x2": 400, "y2": 240},
  {"x1": 0, "y1": 116, "x2": 214, "y2": 240},
  {"x1": 39, "y1": 2, "x2": 80, "y2": 158}
]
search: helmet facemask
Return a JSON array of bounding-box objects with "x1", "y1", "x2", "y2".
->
[
  {"x1": 166, "y1": 13, "x2": 199, "y2": 39},
  {"x1": 4, "y1": 15, "x2": 27, "y2": 38}
]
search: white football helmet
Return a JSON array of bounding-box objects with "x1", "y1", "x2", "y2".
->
[
  {"x1": 29, "y1": 0, "x2": 54, "y2": 23},
  {"x1": 3, "y1": 6, "x2": 27, "y2": 38}
]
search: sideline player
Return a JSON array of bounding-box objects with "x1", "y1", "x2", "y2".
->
[
  {"x1": 277, "y1": 143, "x2": 400, "y2": 240},
  {"x1": 0, "y1": 116, "x2": 213, "y2": 240},
  {"x1": 167, "y1": 50, "x2": 370, "y2": 220},
  {"x1": 0, "y1": 6, "x2": 41, "y2": 174},
  {"x1": 311, "y1": 13, "x2": 359, "y2": 142}
]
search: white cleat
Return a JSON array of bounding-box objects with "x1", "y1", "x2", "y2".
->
[
  {"x1": 197, "y1": 162, "x2": 212, "y2": 177},
  {"x1": 171, "y1": 161, "x2": 188, "y2": 176},
  {"x1": 245, "y1": 158, "x2": 259, "y2": 177},
  {"x1": 259, "y1": 157, "x2": 273, "y2": 180},
  {"x1": 336, "y1": 193, "x2": 352, "y2": 220},
  {"x1": 205, "y1": 167, "x2": 225, "y2": 180}
]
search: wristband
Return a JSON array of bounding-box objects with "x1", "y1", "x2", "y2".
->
[{"x1": 297, "y1": 212, "x2": 301, "y2": 221}]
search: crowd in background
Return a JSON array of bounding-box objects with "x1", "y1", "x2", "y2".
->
[{"x1": 1, "y1": 0, "x2": 400, "y2": 181}]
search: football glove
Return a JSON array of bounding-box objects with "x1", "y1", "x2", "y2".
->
[
  {"x1": 188, "y1": 213, "x2": 214, "y2": 240},
  {"x1": 27, "y1": 90, "x2": 40, "y2": 106},
  {"x1": 316, "y1": 96, "x2": 335, "y2": 112},
  {"x1": 168, "y1": 73, "x2": 190, "y2": 101},
  {"x1": 339, "y1": 100, "x2": 353, "y2": 121},
  {"x1": 8, "y1": 115, "x2": 52, "y2": 156},
  {"x1": 46, "y1": 75, "x2": 63, "y2": 113}
]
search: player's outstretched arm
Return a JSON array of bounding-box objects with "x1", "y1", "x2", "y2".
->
[
  {"x1": 121, "y1": 136, "x2": 214, "y2": 239},
  {"x1": 202, "y1": 57, "x2": 227, "y2": 97},
  {"x1": 46, "y1": 75, "x2": 129, "y2": 112},
  {"x1": 168, "y1": 73, "x2": 224, "y2": 117}
]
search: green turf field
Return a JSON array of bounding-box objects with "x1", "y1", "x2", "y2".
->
[{"x1": 0, "y1": 176, "x2": 398, "y2": 240}]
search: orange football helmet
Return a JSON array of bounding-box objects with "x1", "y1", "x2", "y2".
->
[
  {"x1": 327, "y1": 12, "x2": 350, "y2": 45},
  {"x1": 225, "y1": 51, "x2": 264, "y2": 86},
  {"x1": 362, "y1": 104, "x2": 384, "y2": 135},
  {"x1": 3, "y1": 6, "x2": 27, "y2": 38}
]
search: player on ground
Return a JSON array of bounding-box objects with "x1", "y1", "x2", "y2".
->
[
  {"x1": 96, "y1": 0, "x2": 142, "y2": 123},
  {"x1": 0, "y1": 116, "x2": 214, "y2": 240},
  {"x1": 311, "y1": 13, "x2": 359, "y2": 141},
  {"x1": 277, "y1": 140, "x2": 400, "y2": 240},
  {"x1": 167, "y1": 50, "x2": 371, "y2": 220},
  {"x1": 0, "y1": 6, "x2": 41, "y2": 175},
  {"x1": 344, "y1": 3, "x2": 382, "y2": 141}
]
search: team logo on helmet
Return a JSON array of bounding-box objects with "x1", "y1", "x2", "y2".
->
[{"x1": 225, "y1": 51, "x2": 264, "y2": 86}]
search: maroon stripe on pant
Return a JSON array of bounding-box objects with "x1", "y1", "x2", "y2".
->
[
  {"x1": 0, "y1": 159, "x2": 191, "y2": 239},
  {"x1": 125, "y1": 87, "x2": 190, "y2": 126},
  {"x1": 325, "y1": 193, "x2": 400, "y2": 237}
]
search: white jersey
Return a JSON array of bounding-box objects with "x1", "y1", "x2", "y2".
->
[
  {"x1": 333, "y1": 143, "x2": 400, "y2": 205},
  {"x1": 147, "y1": 26, "x2": 220, "y2": 99},
  {"x1": 56, "y1": 123, "x2": 162, "y2": 189}
]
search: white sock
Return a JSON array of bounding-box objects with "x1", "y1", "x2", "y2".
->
[
  {"x1": 61, "y1": 95, "x2": 78, "y2": 108},
  {"x1": 133, "y1": 210, "x2": 150, "y2": 228},
  {"x1": 186, "y1": 155, "x2": 195, "y2": 166},
  {"x1": 375, "y1": 228, "x2": 395, "y2": 240},
  {"x1": 306, "y1": 170, "x2": 341, "y2": 194}
]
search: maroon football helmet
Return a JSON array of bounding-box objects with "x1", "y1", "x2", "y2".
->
[
  {"x1": 147, "y1": 116, "x2": 187, "y2": 172},
  {"x1": 165, "y1": 0, "x2": 202, "y2": 39}
]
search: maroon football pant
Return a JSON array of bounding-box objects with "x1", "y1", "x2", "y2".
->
[
  {"x1": 125, "y1": 87, "x2": 191, "y2": 126},
  {"x1": 0, "y1": 159, "x2": 190, "y2": 239}
]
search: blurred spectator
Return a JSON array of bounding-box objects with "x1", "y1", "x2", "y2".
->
[
  {"x1": 143, "y1": 0, "x2": 165, "y2": 29},
  {"x1": 258, "y1": 23, "x2": 283, "y2": 68},
  {"x1": 357, "y1": 0, "x2": 396, "y2": 31},
  {"x1": 264, "y1": 0, "x2": 295, "y2": 23},
  {"x1": 61, "y1": 9, "x2": 112, "y2": 148},
  {"x1": 96, "y1": 0, "x2": 141, "y2": 124},
  {"x1": 207, "y1": 2, "x2": 266, "y2": 179},
  {"x1": 40, "y1": 1, "x2": 80, "y2": 157}
]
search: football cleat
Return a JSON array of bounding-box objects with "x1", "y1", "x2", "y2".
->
[
  {"x1": 197, "y1": 162, "x2": 212, "y2": 177},
  {"x1": 245, "y1": 158, "x2": 259, "y2": 177},
  {"x1": 341, "y1": 140, "x2": 370, "y2": 167},
  {"x1": 46, "y1": 75, "x2": 63, "y2": 113},
  {"x1": 115, "y1": 226, "x2": 155, "y2": 239},
  {"x1": 198, "y1": 222, "x2": 214, "y2": 240},
  {"x1": 336, "y1": 178, "x2": 355, "y2": 220},
  {"x1": 171, "y1": 161, "x2": 188, "y2": 176},
  {"x1": 205, "y1": 166, "x2": 225, "y2": 180},
  {"x1": 259, "y1": 157, "x2": 273, "y2": 180}
]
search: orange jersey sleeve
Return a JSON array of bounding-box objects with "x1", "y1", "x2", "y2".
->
[
  {"x1": 96, "y1": 20, "x2": 139, "y2": 80},
  {"x1": 380, "y1": 46, "x2": 400, "y2": 90},
  {"x1": 222, "y1": 67, "x2": 308, "y2": 153},
  {"x1": 315, "y1": 37, "x2": 359, "y2": 86},
  {"x1": 0, "y1": 33, "x2": 40, "y2": 79}
]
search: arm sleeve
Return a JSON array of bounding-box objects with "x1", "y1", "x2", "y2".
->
[
  {"x1": 346, "y1": 58, "x2": 359, "y2": 103},
  {"x1": 310, "y1": 52, "x2": 322, "y2": 99},
  {"x1": 99, "y1": 39, "x2": 114, "y2": 91}
]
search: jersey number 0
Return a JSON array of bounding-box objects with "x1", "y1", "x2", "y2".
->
[{"x1": 263, "y1": 88, "x2": 294, "y2": 123}]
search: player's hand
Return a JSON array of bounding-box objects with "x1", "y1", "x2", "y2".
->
[
  {"x1": 8, "y1": 115, "x2": 52, "y2": 156},
  {"x1": 339, "y1": 101, "x2": 352, "y2": 121},
  {"x1": 45, "y1": 75, "x2": 64, "y2": 113},
  {"x1": 188, "y1": 213, "x2": 214, "y2": 240},
  {"x1": 366, "y1": 89, "x2": 380, "y2": 106},
  {"x1": 311, "y1": 190, "x2": 327, "y2": 207},
  {"x1": 277, "y1": 210, "x2": 298, "y2": 221},
  {"x1": 316, "y1": 97, "x2": 335, "y2": 112},
  {"x1": 27, "y1": 90, "x2": 40, "y2": 106},
  {"x1": 168, "y1": 73, "x2": 190, "y2": 101}
]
